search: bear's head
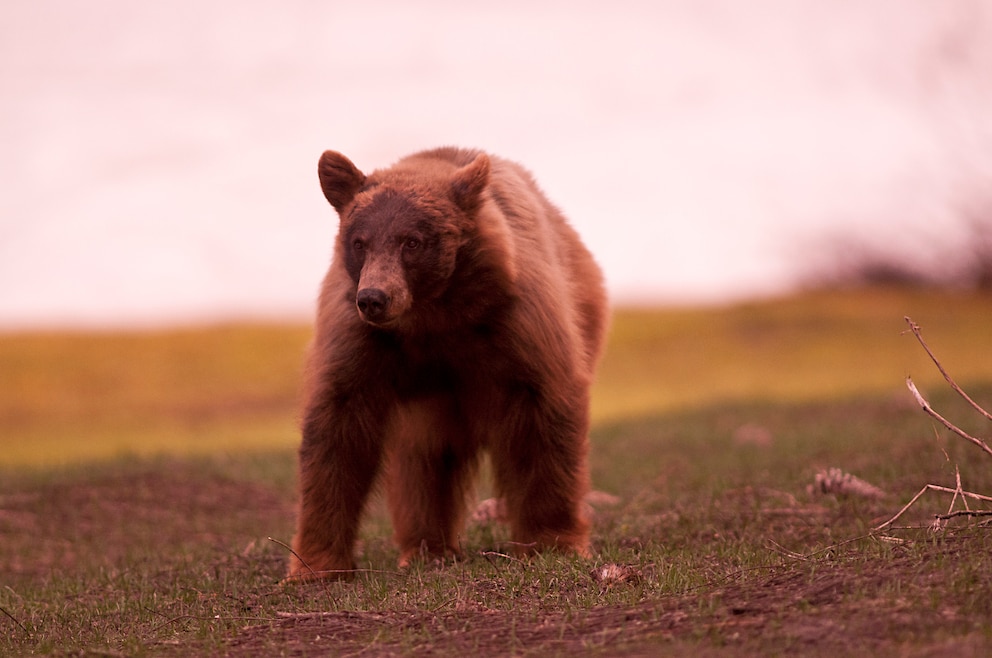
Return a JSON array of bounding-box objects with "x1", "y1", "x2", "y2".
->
[{"x1": 317, "y1": 150, "x2": 491, "y2": 329}]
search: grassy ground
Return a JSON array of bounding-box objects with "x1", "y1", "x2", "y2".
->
[{"x1": 2, "y1": 287, "x2": 992, "y2": 655}]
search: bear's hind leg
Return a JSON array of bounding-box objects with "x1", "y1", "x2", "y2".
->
[{"x1": 490, "y1": 392, "x2": 591, "y2": 558}]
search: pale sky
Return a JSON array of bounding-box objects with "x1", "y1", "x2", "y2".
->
[{"x1": 1, "y1": 1, "x2": 990, "y2": 328}]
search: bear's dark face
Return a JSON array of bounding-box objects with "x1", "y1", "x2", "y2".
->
[
  {"x1": 341, "y1": 189, "x2": 463, "y2": 326},
  {"x1": 317, "y1": 150, "x2": 492, "y2": 329}
]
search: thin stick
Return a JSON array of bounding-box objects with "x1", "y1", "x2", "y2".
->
[
  {"x1": 905, "y1": 316, "x2": 992, "y2": 423},
  {"x1": 275, "y1": 610, "x2": 390, "y2": 620},
  {"x1": 150, "y1": 613, "x2": 282, "y2": 633},
  {"x1": 765, "y1": 539, "x2": 808, "y2": 561},
  {"x1": 875, "y1": 484, "x2": 932, "y2": 530},
  {"x1": 955, "y1": 466, "x2": 971, "y2": 513},
  {"x1": 935, "y1": 510, "x2": 992, "y2": 521},
  {"x1": 266, "y1": 536, "x2": 341, "y2": 616},
  {"x1": 766, "y1": 534, "x2": 873, "y2": 561},
  {"x1": 276, "y1": 611, "x2": 336, "y2": 619},
  {"x1": 480, "y1": 550, "x2": 522, "y2": 564},
  {"x1": 906, "y1": 378, "x2": 992, "y2": 459},
  {"x1": 266, "y1": 537, "x2": 403, "y2": 582},
  {"x1": 497, "y1": 541, "x2": 538, "y2": 551},
  {"x1": 921, "y1": 484, "x2": 992, "y2": 503},
  {"x1": 0, "y1": 604, "x2": 27, "y2": 634},
  {"x1": 267, "y1": 537, "x2": 311, "y2": 574}
]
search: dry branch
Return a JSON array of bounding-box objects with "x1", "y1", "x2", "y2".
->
[
  {"x1": 934, "y1": 510, "x2": 992, "y2": 520},
  {"x1": 878, "y1": 318, "x2": 992, "y2": 533},
  {"x1": 905, "y1": 378, "x2": 992, "y2": 459},
  {"x1": 904, "y1": 317, "x2": 992, "y2": 423},
  {"x1": 903, "y1": 317, "x2": 992, "y2": 458},
  {"x1": 875, "y1": 483, "x2": 992, "y2": 531}
]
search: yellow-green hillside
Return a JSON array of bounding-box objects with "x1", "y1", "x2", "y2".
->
[{"x1": 1, "y1": 287, "x2": 990, "y2": 467}]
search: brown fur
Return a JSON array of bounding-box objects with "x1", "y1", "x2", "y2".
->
[{"x1": 288, "y1": 147, "x2": 608, "y2": 580}]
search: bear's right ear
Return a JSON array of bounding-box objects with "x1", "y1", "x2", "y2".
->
[{"x1": 318, "y1": 150, "x2": 366, "y2": 213}]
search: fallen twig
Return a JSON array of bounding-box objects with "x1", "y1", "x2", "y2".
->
[
  {"x1": 934, "y1": 510, "x2": 992, "y2": 521},
  {"x1": 149, "y1": 613, "x2": 279, "y2": 633},
  {"x1": 480, "y1": 550, "x2": 521, "y2": 563},
  {"x1": 275, "y1": 610, "x2": 391, "y2": 620},
  {"x1": 875, "y1": 483, "x2": 992, "y2": 531},
  {"x1": 766, "y1": 534, "x2": 874, "y2": 561}
]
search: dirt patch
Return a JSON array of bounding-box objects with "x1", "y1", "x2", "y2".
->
[
  {"x1": 0, "y1": 464, "x2": 293, "y2": 581},
  {"x1": 215, "y1": 606, "x2": 690, "y2": 656},
  {"x1": 141, "y1": 532, "x2": 990, "y2": 656},
  {"x1": 183, "y1": 547, "x2": 985, "y2": 657}
]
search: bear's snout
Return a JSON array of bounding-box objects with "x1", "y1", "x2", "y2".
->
[{"x1": 356, "y1": 288, "x2": 390, "y2": 323}]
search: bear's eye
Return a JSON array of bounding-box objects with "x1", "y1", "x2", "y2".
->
[
  {"x1": 404, "y1": 238, "x2": 420, "y2": 250},
  {"x1": 352, "y1": 239, "x2": 365, "y2": 251}
]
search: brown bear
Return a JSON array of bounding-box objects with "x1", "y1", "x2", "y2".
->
[{"x1": 287, "y1": 147, "x2": 608, "y2": 580}]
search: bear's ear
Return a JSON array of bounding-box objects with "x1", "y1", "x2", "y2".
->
[
  {"x1": 318, "y1": 150, "x2": 366, "y2": 213},
  {"x1": 451, "y1": 153, "x2": 490, "y2": 213}
]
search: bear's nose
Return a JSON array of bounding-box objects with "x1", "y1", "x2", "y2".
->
[{"x1": 356, "y1": 288, "x2": 389, "y2": 321}]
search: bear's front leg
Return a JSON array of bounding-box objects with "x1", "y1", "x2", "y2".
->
[
  {"x1": 387, "y1": 445, "x2": 474, "y2": 568},
  {"x1": 288, "y1": 399, "x2": 384, "y2": 581},
  {"x1": 384, "y1": 397, "x2": 478, "y2": 568}
]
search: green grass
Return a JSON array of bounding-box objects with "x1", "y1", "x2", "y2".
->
[{"x1": 2, "y1": 287, "x2": 992, "y2": 655}]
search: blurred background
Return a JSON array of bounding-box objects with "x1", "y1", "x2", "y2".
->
[{"x1": 2, "y1": 0, "x2": 991, "y2": 329}]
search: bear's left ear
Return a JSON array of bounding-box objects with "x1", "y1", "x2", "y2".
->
[
  {"x1": 451, "y1": 153, "x2": 490, "y2": 213},
  {"x1": 318, "y1": 150, "x2": 367, "y2": 214}
]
